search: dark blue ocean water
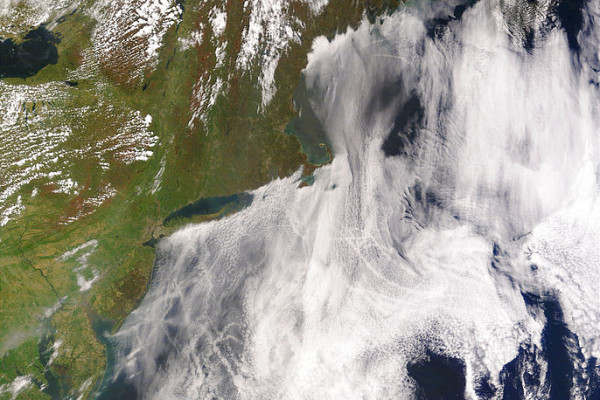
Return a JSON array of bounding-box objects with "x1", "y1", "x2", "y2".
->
[
  {"x1": 96, "y1": 0, "x2": 600, "y2": 398},
  {"x1": 0, "y1": 26, "x2": 60, "y2": 79}
]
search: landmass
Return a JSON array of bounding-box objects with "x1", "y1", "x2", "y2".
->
[{"x1": 0, "y1": 0, "x2": 400, "y2": 398}]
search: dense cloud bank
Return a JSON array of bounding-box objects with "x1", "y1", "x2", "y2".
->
[{"x1": 102, "y1": 1, "x2": 600, "y2": 398}]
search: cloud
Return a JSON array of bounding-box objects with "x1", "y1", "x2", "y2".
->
[{"x1": 106, "y1": 1, "x2": 600, "y2": 398}]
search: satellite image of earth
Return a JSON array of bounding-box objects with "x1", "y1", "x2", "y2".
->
[{"x1": 0, "y1": 0, "x2": 599, "y2": 399}]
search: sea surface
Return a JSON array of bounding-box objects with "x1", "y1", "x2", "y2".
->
[
  {"x1": 0, "y1": 26, "x2": 60, "y2": 78},
  {"x1": 99, "y1": 0, "x2": 600, "y2": 398}
]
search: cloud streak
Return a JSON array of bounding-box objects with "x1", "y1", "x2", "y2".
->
[{"x1": 103, "y1": 1, "x2": 600, "y2": 398}]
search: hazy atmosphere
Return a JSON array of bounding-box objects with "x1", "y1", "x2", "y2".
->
[{"x1": 1, "y1": 0, "x2": 599, "y2": 399}]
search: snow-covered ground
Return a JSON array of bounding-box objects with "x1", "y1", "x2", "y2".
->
[
  {"x1": 0, "y1": 0, "x2": 78, "y2": 35},
  {"x1": 188, "y1": 0, "x2": 330, "y2": 127},
  {"x1": 0, "y1": 79, "x2": 157, "y2": 227},
  {"x1": 89, "y1": 0, "x2": 183, "y2": 85}
]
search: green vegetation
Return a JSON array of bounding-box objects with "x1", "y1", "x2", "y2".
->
[{"x1": 0, "y1": 0, "x2": 402, "y2": 398}]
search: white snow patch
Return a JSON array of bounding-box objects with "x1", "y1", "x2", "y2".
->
[
  {"x1": 0, "y1": 375, "x2": 33, "y2": 400},
  {"x1": 76, "y1": 377, "x2": 94, "y2": 400},
  {"x1": 59, "y1": 184, "x2": 118, "y2": 225},
  {"x1": 43, "y1": 297, "x2": 67, "y2": 318},
  {"x1": 235, "y1": 0, "x2": 325, "y2": 107},
  {"x1": 189, "y1": 77, "x2": 224, "y2": 129},
  {"x1": 306, "y1": 0, "x2": 328, "y2": 14},
  {"x1": 209, "y1": 7, "x2": 227, "y2": 37},
  {"x1": 60, "y1": 239, "x2": 101, "y2": 292},
  {"x1": 215, "y1": 40, "x2": 227, "y2": 68},
  {"x1": 47, "y1": 339, "x2": 63, "y2": 366},
  {"x1": 151, "y1": 157, "x2": 166, "y2": 194},
  {"x1": 0, "y1": 80, "x2": 157, "y2": 227},
  {"x1": 54, "y1": 178, "x2": 79, "y2": 194},
  {"x1": 0, "y1": 0, "x2": 78, "y2": 35},
  {"x1": 0, "y1": 195, "x2": 24, "y2": 226},
  {"x1": 60, "y1": 239, "x2": 98, "y2": 261},
  {"x1": 90, "y1": 0, "x2": 183, "y2": 84},
  {"x1": 77, "y1": 271, "x2": 100, "y2": 292},
  {"x1": 178, "y1": 28, "x2": 204, "y2": 50}
]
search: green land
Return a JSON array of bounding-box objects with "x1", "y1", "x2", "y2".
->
[{"x1": 0, "y1": 0, "x2": 400, "y2": 398}]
